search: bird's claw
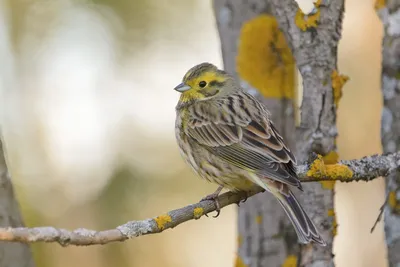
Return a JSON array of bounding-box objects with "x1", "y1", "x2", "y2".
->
[
  {"x1": 236, "y1": 191, "x2": 249, "y2": 206},
  {"x1": 212, "y1": 209, "x2": 220, "y2": 218},
  {"x1": 241, "y1": 193, "x2": 249, "y2": 203},
  {"x1": 200, "y1": 192, "x2": 221, "y2": 218}
]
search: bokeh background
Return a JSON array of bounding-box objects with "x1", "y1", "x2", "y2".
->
[{"x1": 0, "y1": 0, "x2": 387, "y2": 266}]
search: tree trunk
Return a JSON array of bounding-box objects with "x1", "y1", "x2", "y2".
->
[
  {"x1": 0, "y1": 2, "x2": 35, "y2": 266},
  {"x1": 377, "y1": 1, "x2": 400, "y2": 266},
  {"x1": 268, "y1": 1, "x2": 346, "y2": 266},
  {"x1": 214, "y1": 1, "x2": 346, "y2": 266},
  {"x1": 213, "y1": 1, "x2": 299, "y2": 266},
  {"x1": 0, "y1": 141, "x2": 35, "y2": 267}
]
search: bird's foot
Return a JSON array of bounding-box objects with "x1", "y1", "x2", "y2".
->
[
  {"x1": 200, "y1": 186, "x2": 223, "y2": 218},
  {"x1": 236, "y1": 191, "x2": 250, "y2": 207}
]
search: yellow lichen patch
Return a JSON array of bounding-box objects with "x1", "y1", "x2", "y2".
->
[
  {"x1": 237, "y1": 235, "x2": 243, "y2": 247},
  {"x1": 255, "y1": 215, "x2": 262, "y2": 224},
  {"x1": 332, "y1": 214, "x2": 338, "y2": 236},
  {"x1": 307, "y1": 155, "x2": 326, "y2": 178},
  {"x1": 320, "y1": 151, "x2": 337, "y2": 189},
  {"x1": 193, "y1": 207, "x2": 204, "y2": 219},
  {"x1": 307, "y1": 155, "x2": 334, "y2": 189},
  {"x1": 375, "y1": 0, "x2": 386, "y2": 10},
  {"x1": 314, "y1": 0, "x2": 323, "y2": 7},
  {"x1": 320, "y1": 180, "x2": 335, "y2": 190},
  {"x1": 307, "y1": 153, "x2": 353, "y2": 187},
  {"x1": 282, "y1": 255, "x2": 297, "y2": 267},
  {"x1": 327, "y1": 209, "x2": 335, "y2": 217},
  {"x1": 154, "y1": 214, "x2": 172, "y2": 230},
  {"x1": 327, "y1": 209, "x2": 338, "y2": 236},
  {"x1": 236, "y1": 15, "x2": 295, "y2": 99},
  {"x1": 295, "y1": 8, "x2": 320, "y2": 31},
  {"x1": 331, "y1": 70, "x2": 349, "y2": 106},
  {"x1": 388, "y1": 191, "x2": 397, "y2": 209},
  {"x1": 326, "y1": 165, "x2": 353, "y2": 180},
  {"x1": 319, "y1": 151, "x2": 339, "y2": 189},
  {"x1": 235, "y1": 256, "x2": 248, "y2": 267},
  {"x1": 323, "y1": 151, "x2": 339, "y2": 164}
]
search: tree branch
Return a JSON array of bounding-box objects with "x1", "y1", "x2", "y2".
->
[
  {"x1": 0, "y1": 188, "x2": 263, "y2": 246},
  {"x1": 299, "y1": 152, "x2": 400, "y2": 182},
  {"x1": 0, "y1": 152, "x2": 397, "y2": 246}
]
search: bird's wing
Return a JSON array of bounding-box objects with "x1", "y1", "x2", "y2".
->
[{"x1": 185, "y1": 93, "x2": 300, "y2": 188}]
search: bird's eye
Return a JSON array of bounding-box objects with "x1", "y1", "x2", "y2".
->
[{"x1": 199, "y1": 81, "x2": 207, "y2": 88}]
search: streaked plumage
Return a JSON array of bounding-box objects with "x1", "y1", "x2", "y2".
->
[{"x1": 174, "y1": 63, "x2": 326, "y2": 246}]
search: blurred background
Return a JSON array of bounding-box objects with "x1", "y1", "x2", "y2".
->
[{"x1": 0, "y1": 0, "x2": 387, "y2": 266}]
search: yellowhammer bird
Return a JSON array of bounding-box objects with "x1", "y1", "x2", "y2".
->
[{"x1": 174, "y1": 62, "x2": 326, "y2": 246}]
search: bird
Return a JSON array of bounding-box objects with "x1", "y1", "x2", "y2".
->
[{"x1": 174, "y1": 62, "x2": 326, "y2": 246}]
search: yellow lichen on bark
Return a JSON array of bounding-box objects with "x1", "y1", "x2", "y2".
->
[
  {"x1": 323, "y1": 151, "x2": 339, "y2": 164},
  {"x1": 255, "y1": 215, "x2": 262, "y2": 224},
  {"x1": 306, "y1": 152, "x2": 353, "y2": 189},
  {"x1": 331, "y1": 70, "x2": 349, "y2": 106},
  {"x1": 237, "y1": 235, "x2": 243, "y2": 247},
  {"x1": 193, "y1": 207, "x2": 204, "y2": 219},
  {"x1": 388, "y1": 191, "x2": 400, "y2": 212},
  {"x1": 282, "y1": 255, "x2": 297, "y2": 267},
  {"x1": 319, "y1": 151, "x2": 339, "y2": 189},
  {"x1": 332, "y1": 217, "x2": 338, "y2": 236},
  {"x1": 154, "y1": 214, "x2": 172, "y2": 230},
  {"x1": 327, "y1": 209, "x2": 335, "y2": 217},
  {"x1": 327, "y1": 209, "x2": 338, "y2": 236},
  {"x1": 307, "y1": 155, "x2": 326, "y2": 177},
  {"x1": 237, "y1": 15, "x2": 295, "y2": 99},
  {"x1": 320, "y1": 180, "x2": 335, "y2": 190},
  {"x1": 295, "y1": 7, "x2": 320, "y2": 31},
  {"x1": 375, "y1": 0, "x2": 386, "y2": 10},
  {"x1": 235, "y1": 256, "x2": 248, "y2": 267},
  {"x1": 388, "y1": 191, "x2": 396, "y2": 208},
  {"x1": 314, "y1": 0, "x2": 323, "y2": 7}
]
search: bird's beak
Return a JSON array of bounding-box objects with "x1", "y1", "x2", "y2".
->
[{"x1": 174, "y1": 83, "x2": 191, "y2": 92}]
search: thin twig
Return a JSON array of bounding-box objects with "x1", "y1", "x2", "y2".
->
[{"x1": 370, "y1": 192, "x2": 389, "y2": 233}]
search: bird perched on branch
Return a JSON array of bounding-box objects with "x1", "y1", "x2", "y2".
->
[{"x1": 174, "y1": 62, "x2": 325, "y2": 246}]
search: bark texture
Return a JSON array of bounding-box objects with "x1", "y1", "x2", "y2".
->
[
  {"x1": 269, "y1": 1, "x2": 345, "y2": 266},
  {"x1": 213, "y1": 1, "x2": 298, "y2": 266},
  {"x1": 377, "y1": 1, "x2": 400, "y2": 266},
  {"x1": 0, "y1": 142, "x2": 35, "y2": 267}
]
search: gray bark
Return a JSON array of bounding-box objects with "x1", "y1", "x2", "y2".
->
[
  {"x1": 213, "y1": 1, "x2": 298, "y2": 266},
  {"x1": 377, "y1": 1, "x2": 400, "y2": 266},
  {"x1": 0, "y1": 141, "x2": 35, "y2": 267},
  {"x1": 269, "y1": 1, "x2": 345, "y2": 266}
]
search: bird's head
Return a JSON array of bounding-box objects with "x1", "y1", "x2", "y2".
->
[{"x1": 174, "y1": 63, "x2": 236, "y2": 105}]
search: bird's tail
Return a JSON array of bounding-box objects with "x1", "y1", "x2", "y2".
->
[
  {"x1": 248, "y1": 174, "x2": 326, "y2": 245},
  {"x1": 274, "y1": 189, "x2": 326, "y2": 246}
]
